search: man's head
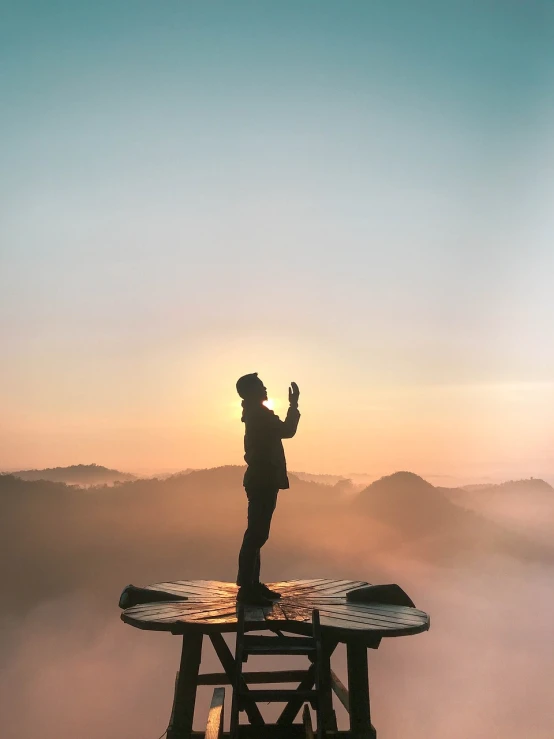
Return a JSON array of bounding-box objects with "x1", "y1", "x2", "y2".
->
[{"x1": 236, "y1": 372, "x2": 268, "y2": 402}]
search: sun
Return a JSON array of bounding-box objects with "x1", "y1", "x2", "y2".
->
[{"x1": 263, "y1": 398, "x2": 275, "y2": 410}]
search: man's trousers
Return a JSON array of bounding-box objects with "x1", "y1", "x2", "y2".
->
[{"x1": 236, "y1": 484, "x2": 279, "y2": 587}]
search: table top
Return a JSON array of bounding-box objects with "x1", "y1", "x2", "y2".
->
[{"x1": 121, "y1": 579, "x2": 430, "y2": 642}]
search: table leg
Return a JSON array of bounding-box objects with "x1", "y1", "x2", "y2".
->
[
  {"x1": 346, "y1": 640, "x2": 376, "y2": 739},
  {"x1": 319, "y1": 636, "x2": 338, "y2": 732},
  {"x1": 167, "y1": 629, "x2": 203, "y2": 739}
]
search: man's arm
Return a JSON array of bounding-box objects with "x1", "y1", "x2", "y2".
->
[
  {"x1": 273, "y1": 382, "x2": 300, "y2": 439},
  {"x1": 277, "y1": 404, "x2": 300, "y2": 439}
]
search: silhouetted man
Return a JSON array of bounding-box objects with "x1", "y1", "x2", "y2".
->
[{"x1": 235, "y1": 373, "x2": 300, "y2": 605}]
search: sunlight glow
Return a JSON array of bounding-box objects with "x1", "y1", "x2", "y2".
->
[{"x1": 263, "y1": 399, "x2": 275, "y2": 410}]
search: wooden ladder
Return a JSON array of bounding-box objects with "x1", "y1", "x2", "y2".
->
[{"x1": 230, "y1": 606, "x2": 325, "y2": 739}]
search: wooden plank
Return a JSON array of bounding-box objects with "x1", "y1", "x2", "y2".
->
[
  {"x1": 145, "y1": 584, "x2": 212, "y2": 599},
  {"x1": 346, "y1": 641, "x2": 376, "y2": 739},
  {"x1": 271, "y1": 578, "x2": 329, "y2": 590},
  {"x1": 277, "y1": 584, "x2": 341, "y2": 599},
  {"x1": 145, "y1": 583, "x2": 194, "y2": 594},
  {"x1": 314, "y1": 598, "x2": 427, "y2": 619},
  {"x1": 167, "y1": 629, "x2": 203, "y2": 739},
  {"x1": 173, "y1": 579, "x2": 236, "y2": 590},
  {"x1": 204, "y1": 687, "x2": 225, "y2": 739},
  {"x1": 281, "y1": 579, "x2": 351, "y2": 595},
  {"x1": 330, "y1": 669, "x2": 350, "y2": 713},
  {"x1": 318, "y1": 607, "x2": 412, "y2": 627},
  {"x1": 130, "y1": 611, "x2": 209, "y2": 624},
  {"x1": 151, "y1": 581, "x2": 235, "y2": 598},
  {"x1": 186, "y1": 606, "x2": 239, "y2": 617},
  {"x1": 319, "y1": 615, "x2": 400, "y2": 633},
  {"x1": 176, "y1": 581, "x2": 238, "y2": 597},
  {"x1": 122, "y1": 604, "x2": 189, "y2": 618},
  {"x1": 184, "y1": 616, "x2": 241, "y2": 628},
  {"x1": 198, "y1": 670, "x2": 310, "y2": 686},
  {"x1": 333, "y1": 602, "x2": 428, "y2": 620},
  {"x1": 324, "y1": 618, "x2": 427, "y2": 638},
  {"x1": 125, "y1": 602, "x2": 238, "y2": 623},
  {"x1": 184, "y1": 606, "x2": 239, "y2": 620},
  {"x1": 305, "y1": 581, "x2": 368, "y2": 596},
  {"x1": 317, "y1": 610, "x2": 428, "y2": 636},
  {"x1": 321, "y1": 601, "x2": 427, "y2": 621},
  {"x1": 289, "y1": 580, "x2": 368, "y2": 596},
  {"x1": 274, "y1": 609, "x2": 404, "y2": 633},
  {"x1": 122, "y1": 602, "x2": 233, "y2": 618},
  {"x1": 316, "y1": 603, "x2": 427, "y2": 627},
  {"x1": 208, "y1": 633, "x2": 264, "y2": 726},
  {"x1": 302, "y1": 704, "x2": 314, "y2": 739},
  {"x1": 275, "y1": 581, "x2": 330, "y2": 595}
]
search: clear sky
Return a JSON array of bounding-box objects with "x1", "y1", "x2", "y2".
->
[{"x1": 1, "y1": 0, "x2": 553, "y2": 480}]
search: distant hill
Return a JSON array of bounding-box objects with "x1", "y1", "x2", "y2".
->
[
  {"x1": 354, "y1": 471, "x2": 459, "y2": 530},
  {"x1": 7, "y1": 463, "x2": 136, "y2": 486},
  {"x1": 291, "y1": 472, "x2": 365, "y2": 493},
  {"x1": 160, "y1": 468, "x2": 197, "y2": 480},
  {"x1": 461, "y1": 478, "x2": 553, "y2": 494},
  {"x1": 291, "y1": 471, "x2": 345, "y2": 485},
  {"x1": 453, "y1": 477, "x2": 554, "y2": 545},
  {"x1": 353, "y1": 471, "x2": 554, "y2": 563}
]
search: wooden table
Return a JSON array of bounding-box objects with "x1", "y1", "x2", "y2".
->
[{"x1": 121, "y1": 578, "x2": 430, "y2": 738}]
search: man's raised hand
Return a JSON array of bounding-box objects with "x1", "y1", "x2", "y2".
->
[{"x1": 289, "y1": 382, "x2": 300, "y2": 407}]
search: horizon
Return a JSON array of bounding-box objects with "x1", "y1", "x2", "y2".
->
[{"x1": 2, "y1": 459, "x2": 552, "y2": 488}]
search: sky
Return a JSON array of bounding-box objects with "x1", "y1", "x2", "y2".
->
[{"x1": 1, "y1": 0, "x2": 554, "y2": 479}]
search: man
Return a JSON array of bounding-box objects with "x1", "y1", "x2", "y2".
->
[{"x1": 235, "y1": 373, "x2": 300, "y2": 605}]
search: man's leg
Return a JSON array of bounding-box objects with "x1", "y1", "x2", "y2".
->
[
  {"x1": 253, "y1": 549, "x2": 261, "y2": 586},
  {"x1": 237, "y1": 486, "x2": 278, "y2": 587}
]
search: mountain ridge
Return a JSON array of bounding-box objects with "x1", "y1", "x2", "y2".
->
[{"x1": 6, "y1": 463, "x2": 136, "y2": 485}]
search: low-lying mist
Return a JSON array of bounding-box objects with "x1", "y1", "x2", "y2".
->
[{"x1": 1, "y1": 466, "x2": 553, "y2": 738}]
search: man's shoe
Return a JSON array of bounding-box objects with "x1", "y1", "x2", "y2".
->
[
  {"x1": 236, "y1": 586, "x2": 273, "y2": 606},
  {"x1": 256, "y1": 583, "x2": 282, "y2": 599}
]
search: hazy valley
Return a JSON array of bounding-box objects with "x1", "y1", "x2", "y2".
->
[{"x1": 1, "y1": 465, "x2": 553, "y2": 737}]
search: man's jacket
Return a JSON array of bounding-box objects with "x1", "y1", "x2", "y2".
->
[{"x1": 241, "y1": 403, "x2": 300, "y2": 490}]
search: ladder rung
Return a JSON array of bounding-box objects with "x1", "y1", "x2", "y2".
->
[
  {"x1": 239, "y1": 689, "x2": 318, "y2": 702},
  {"x1": 198, "y1": 669, "x2": 311, "y2": 685},
  {"x1": 243, "y1": 635, "x2": 316, "y2": 655},
  {"x1": 244, "y1": 645, "x2": 316, "y2": 656}
]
